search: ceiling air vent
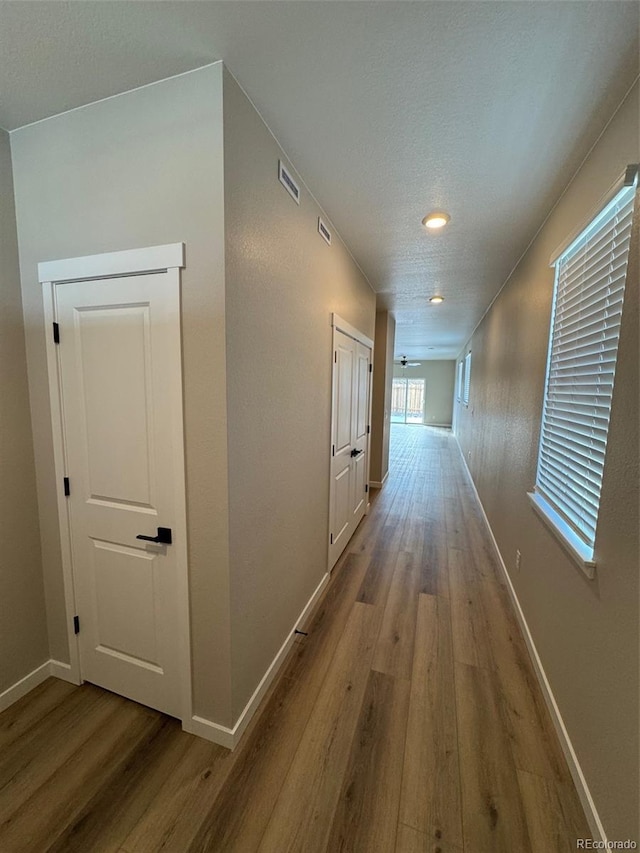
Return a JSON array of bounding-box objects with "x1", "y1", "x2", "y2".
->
[
  {"x1": 318, "y1": 217, "x2": 332, "y2": 246},
  {"x1": 278, "y1": 160, "x2": 300, "y2": 205}
]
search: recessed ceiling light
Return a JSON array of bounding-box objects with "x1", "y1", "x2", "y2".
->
[
  {"x1": 422, "y1": 211, "x2": 450, "y2": 230},
  {"x1": 429, "y1": 295, "x2": 445, "y2": 304}
]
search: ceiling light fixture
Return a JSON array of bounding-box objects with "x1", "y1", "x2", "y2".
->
[
  {"x1": 429, "y1": 295, "x2": 445, "y2": 304},
  {"x1": 422, "y1": 211, "x2": 450, "y2": 230}
]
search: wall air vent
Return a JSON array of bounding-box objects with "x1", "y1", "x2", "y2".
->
[
  {"x1": 278, "y1": 160, "x2": 300, "y2": 205},
  {"x1": 318, "y1": 217, "x2": 332, "y2": 246}
]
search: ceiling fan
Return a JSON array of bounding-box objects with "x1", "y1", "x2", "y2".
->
[{"x1": 398, "y1": 355, "x2": 420, "y2": 368}]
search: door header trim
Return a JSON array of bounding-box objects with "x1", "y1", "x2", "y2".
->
[
  {"x1": 331, "y1": 313, "x2": 374, "y2": 349},
  {"x1": 39, "y1": 242, "x2": 185, "y2": 284}
]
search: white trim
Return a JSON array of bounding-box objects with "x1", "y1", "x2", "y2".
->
[
  {"x1": 0, "y1": 658, "x2": 82, "y2": 714},
  {"x1": 48, "y1": 659, "x2": 78, "y2": 684},
  {"x1": 38, "y1": 243, "x2": 185, "y2": 283},
  {"x1": 0, "y1": 662, "x2": 51, "y2": 713},
  {"x1": 370, "y1": 470, "x2": 390, "y2": 489},
  {"x1": 185, "y1": 715, "x2": 236, "y2": 750},
  {"x1": 183, "y1": 571, "x2": 330, "y2": 750},
  {"x1": 40, "y1": 244, "x2": 192, "y2": 728},
  {"x1": 331, "y1": 313, "x2": 374, "y2": 349},
  {"x1": 42, "y1": 282, "x2": 82, "y2": 686},
  {"x1": 455, "y1": 442, "x2": 607, "y2": 843},
  {"x1": 527, "y1": 492, "x2": 595, "y2": 578}
]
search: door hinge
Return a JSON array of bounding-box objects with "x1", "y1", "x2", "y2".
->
[
  {"x1": 334, "y1": 351, "x2": 337, "y2": 363},
  {"x1": 367, "y1": 425, "x2": 370, "y2": 434},
  {"x1": 73, "y1": 615, "x2": 80, "y2": 634},
  {"x1": 332, "y1": 444, "x2": 335, "y2": 456},
  {"x1": 63, "y1": 476, "x2": 70, "y2": 496},
  {"x1": 53, "y1": 322, "x2": 60, "y2": 344},
  {"x1": 365, "y1": 484, "x2": 369, "y2": 493},
  {"x1": 369, "y1": 363, "x2": 372, "y2": 373},
  {"x1": 330, "y1": 533, "x2": 333, "y2": 545}
]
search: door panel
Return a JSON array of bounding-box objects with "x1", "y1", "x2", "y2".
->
[
  {"x1": 334, "y1": 342, "x2": 354, "y2": 454},
  {"x1": 352, "y1": 450, "x2": 368, "y2": 518},
  {"x1": 355, "y1": 345, "x2": 370, "y2": 442},
  {"x1": 91, "y1": 539, "x2": 160, "y2": 667},
  {"x1": 329, "y1": 328, "x2": 372, "y2": 568},
  {"x1": 56, "y1": 273, "x2": 182, "y2": 717},
  {"x1": 332, "y1": 463, "x2": 352, "y2": 553},
  {"x1": 77, "y1": 305, "x2": 155, "y2": 506}
]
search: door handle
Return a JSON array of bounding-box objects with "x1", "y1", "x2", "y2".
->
[
  {"x1": 136, "y1": 527, "x2": 172, "y2": 545},
  {"x1": 351, "y1": 448, "x2": 364, "y2": 457}
]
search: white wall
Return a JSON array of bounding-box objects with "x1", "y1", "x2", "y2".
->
[
  {"x1": 11, "y1": 65, "x2": 234, "y2": 726},
  {"x1": 455, "y1": 83, "x2": 639, "y2": 839},
  {"x1": 222, "y1": 69, "x2": 376, "y2": 719},
  {"x1": 0, "y1": 129, "x2": 48, "y2": 694},
  {"x1": 392, "y1": 360, "x2": 456, "y2": 426}
]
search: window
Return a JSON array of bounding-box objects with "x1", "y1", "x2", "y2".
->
[
  {"x1": 463, "y1": 351, "x2": 472, "y2": 405},
  {"x1": 456, "y1": 359, "x2": 464, "y2": 402},
  {"x1": 529, "y1": 181, "x2": 636, "y2": 571},
  {"x1": 391, "y1": 377, "x2": 426, "y2": 424}
]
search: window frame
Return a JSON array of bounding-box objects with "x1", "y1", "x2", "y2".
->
[
  {"x1": 528, "y1": 179, "x2": 636, "y2": 577},
  {"x1": 456, "y1": 359, "x2": 464, "y2": 403},
  {"x1": 463, "y1": 351, "x2": 472, "y2": 406}
]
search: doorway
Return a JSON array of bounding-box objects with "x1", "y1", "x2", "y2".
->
[
  {"x1": 391, "y1": 377, "x2": 426, "y2": 424},
  {"x1": 40, "y1": 244, "x2": 190, "y2": 721},
  {"x1": 328, "y1": 315, "x2": 373, "y2": 569}
]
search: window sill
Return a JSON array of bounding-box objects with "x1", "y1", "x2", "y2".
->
[{"x1": 527, "y1": 492, "x2": 596, "y2": 580}]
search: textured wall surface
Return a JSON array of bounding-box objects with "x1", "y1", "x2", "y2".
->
[
  {"x1": 223, "y1": 69, "x2": 376, "y2": 719},
  {"x1": 392, "y1": 360, "x2": 456, "y2": 427},
  {"x1": 0, "y1": 130, "x2": 48, "y2": 693},
  {"x1": 11, "y1": 65, "x2": 235, "y2": 726},
  {"x1": 455, "y1": 83, "x2": 639, "y2": 839},
  {"x1": 370, "y1": 311, "x2": 396, "y2": 484}
]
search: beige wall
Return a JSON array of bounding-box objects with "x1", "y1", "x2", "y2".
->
[
  {"x1": 0, "y1": 130, "x2": 48, "y2": 693},
  {"x1": 455, "y1": 83, "x2": 639, "y2": 839},
  {"x1": 10, "y1": 65, "x2": 235, "y2": 725},
  {"x1": 222, "y1": 69, "x2": 376, "y2": 719},
  {"x1": 393, "y1": 360, "x2": 456, "y2": 426},
  {"x1": 370, "y1": 311, "x2": 396, "y2": 484}
]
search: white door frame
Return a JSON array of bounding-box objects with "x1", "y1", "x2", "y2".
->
[
  {"x1": 329, "y1": 313, "x2": 374, "y2": 569},
  {"x1": 39, "y1": 243, "x2": 192, "y2": 725}
]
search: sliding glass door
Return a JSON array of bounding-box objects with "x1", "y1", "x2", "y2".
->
[{"x1": 391, "y1": 378, "x2": 426, "y2": 424}]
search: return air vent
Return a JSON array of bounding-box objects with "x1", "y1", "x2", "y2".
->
[
  {"x1": 318, "y1": 217, "x2": 332, "y2": 246},
  {"x1": 278, "y1": 160, "x2": 300, "y2": 205}
]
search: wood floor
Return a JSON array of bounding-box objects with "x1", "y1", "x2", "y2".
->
[{"x1": 0, "y1": 425, "x2": 591, "y2": 852}]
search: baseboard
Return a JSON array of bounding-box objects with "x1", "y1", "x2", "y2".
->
[
  {"x1": 184, "y1": 714, "x2": 235, "y2": 749},
  {"x1": 0, "y1": 661, "x2": 51, "y2": 713},
  {"x1": 455, "y1": 441, "x2": 607, "y2": 844},
  {"x1": 370, "y1": 470, "x2": 389, "y2": 489},
  {"x1": 49, "y1": 659, "x2": 79, "y2": 684},
  {"x1": 183, "y1": 570, "x2": 331, "y2": 750}
]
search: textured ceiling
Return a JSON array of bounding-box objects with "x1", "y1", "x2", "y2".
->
[{"x1": 1, "y1": 2, "x2": 638, "y2": 359}]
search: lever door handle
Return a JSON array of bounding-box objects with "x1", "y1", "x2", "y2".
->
[
  {"x1": 351, "y1": 448, "x2": 364, "y2": 457},
  {"x1": 136, "y1": 527, "x2": 172, "y2": 545}
]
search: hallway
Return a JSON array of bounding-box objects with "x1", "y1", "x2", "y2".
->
[{"x1": 0, "y1": 426, "x2": 590, "y2": 852}]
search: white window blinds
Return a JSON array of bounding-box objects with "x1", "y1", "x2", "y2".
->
[
  {"x1": 457, "y1": 359, "x2": 464, "y2": 401},
  {"x1": 463, "y1": 352, "x2": 471, "y2": 405},
  {"x1": 535, "y1": 183, "x2": 636, "y2": 551}
]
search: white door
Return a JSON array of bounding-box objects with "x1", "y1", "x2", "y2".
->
[
  {"x1": 329, "y1": 328, "x2": 372, "y2": 568},
  {"x1": 54, "y1": 272, "x2": 184, "y2": 717}
]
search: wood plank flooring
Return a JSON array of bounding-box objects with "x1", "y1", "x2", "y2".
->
[{"x1": 0, "y1": 425, "x2": 591, "y2": 852}]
